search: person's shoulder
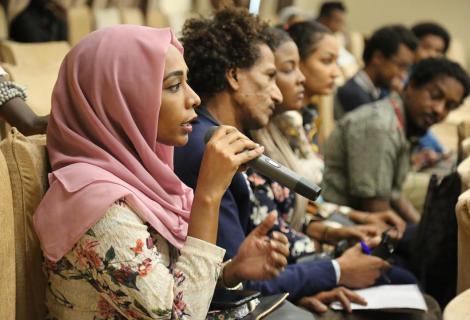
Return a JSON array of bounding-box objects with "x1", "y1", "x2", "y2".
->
[
  {"x1": 337, "y1": 77, "x2": 371, "y2": 112},
  {"x1": 340, "y1": 72, "x2": 370, "y2": 93},
  {"x1": 337, "y1": 76, "x2": 361, "y2": 97},
  {"x1": 340, "y1": 98, "x2": 396, "y2": 133}
]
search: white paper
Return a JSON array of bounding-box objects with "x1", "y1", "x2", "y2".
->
[{"x1": 330, "y1": 284, "x2": 428, "y2": 311}]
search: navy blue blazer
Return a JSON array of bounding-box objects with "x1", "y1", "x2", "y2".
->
[
  {"x1": 337, "y1": 77, "x2": 375, "y2": 114},
  {"x1": 174, "y1": 109, "x2": 337, "y2": 301}
]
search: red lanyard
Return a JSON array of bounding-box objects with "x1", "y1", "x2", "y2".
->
[{"x1": 389, "y1": 97, "x2": 405, "y2": 131}]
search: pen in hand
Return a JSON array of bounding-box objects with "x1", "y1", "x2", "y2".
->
[{"x1": 360, "y1": 240, "x2": 391, "y2": 284}]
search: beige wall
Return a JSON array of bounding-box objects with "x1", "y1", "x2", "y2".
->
[{"x1": 294, "y1": 0, "x2": 470, "y2": 70}]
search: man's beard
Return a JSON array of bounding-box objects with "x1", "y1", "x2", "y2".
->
[{"x1": 405, "y1": 110, "x2": 428, "y2": 139}]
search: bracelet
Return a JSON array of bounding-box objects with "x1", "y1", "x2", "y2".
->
[
  {"x1": 338, "y1": 206, "x2": 352, "y2": 215},
  {"x1": 321, "y1": 226, "x2": 330, "y2": 243},
  {"x1": 0, "y1": 80, "x2": 27, "y2": 106},
  {"x1": 219, "y1": 259, "x2": 242, "y2": 289},
  {"x1": 219, "y1": 259, "x2": 231, "y2": 288}
]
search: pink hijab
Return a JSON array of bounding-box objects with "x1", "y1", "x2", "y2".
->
[{"x1": 33, "y1": 25, "x2": 193, "y2": 262}]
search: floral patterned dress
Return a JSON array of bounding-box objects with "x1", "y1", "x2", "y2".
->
[
  {"x1": 246, "y1": 170, "x2": 318, "y2": 263},
  {"x1": 45, "y1": 200, "x2": 226, "y2": 320}
]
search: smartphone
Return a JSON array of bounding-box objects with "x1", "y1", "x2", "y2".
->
[
  {"x1": 371, "y1": 231, "x2": 395, "y2": 259},
  {"x1": 209, "y1": 289, "x2": 261, "y2": 310}
]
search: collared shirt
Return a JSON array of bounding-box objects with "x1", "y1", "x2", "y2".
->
[
  {"x1": 334, "y1": 70, "x2": 388, "y2": 120},
  {"x1": 353, "y1": 70, "x2": 381, "y2": 101},
  {"x1": 322, "y1": 93, "x2": 411, "y2": 209}
]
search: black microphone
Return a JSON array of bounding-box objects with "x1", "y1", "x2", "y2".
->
[{"x1": 204, "y1": 126, "x2": 321, "y2": 201}]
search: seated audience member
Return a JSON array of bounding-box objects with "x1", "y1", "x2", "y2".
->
[
  {"x1": 322, "y1": 58, "x2": 470, "y2": 224},
  {"x1": 6, "y1": 0, "x2": 68, "y2": 42},
  {"x1": 334, "y1": 25, "x2": 417, "y2": 119},
  {"x1": 285, "y1": 20, "x2": 341, "y2": 150},
  {"x1": 411, "y1": 22, "x2": 452, "y2": 167},
  {"x1": 412, "y1": 22, "x2": 450, "y2": 62},
  {"x1": 316, "y1": 1, "x2": 359, "y2": 80},
  {"x1": 174, "y1": 8, "x2": 426, "y2": 316},
  {"x1": 252, "y1": 27, "x2": 406, "y2": 248},
  {"x1": 0, "y1": 65, "x2": 48, "y2": 135},
  {"x1": 317, "y1": 1, "x2": 345, "y2": 34},
  {"x1": 33, "y1": 25, "x2": 290, "y2": 319},
  {"x1": 278, "y1": 5, "x2": 307, "y2": 29}
]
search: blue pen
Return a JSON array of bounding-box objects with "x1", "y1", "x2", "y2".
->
[
  {"x1": 360, "y1": 241, "x2": 372, "y2": 255},
  {"x1": 360, "y1": 241, "x2": 391, "y2": 284}
]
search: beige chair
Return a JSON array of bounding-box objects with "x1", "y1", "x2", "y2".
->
[
  {"x1": 91, "y1": 0, "x2": 109, "y2": 9},
  {"x1": 429, "y1": 122, "x2": 458, "y2": 159},
  {"x1": 457, "y1": 120, "x2": 470, "y2": 141},
  {"x1": 67, "y1": 5, "x2": 93, "y2": 46},
  {"x1": 347, "y1": 30, "x2": 365, "y2": 67},
  {"x1": 339, "y1": 61, "x2": 360, "y2": 82},
  {"x1": 157, "y1": 0, "x2": 191, "y2": 32},
  {"x1": 457, "y1": 187, "x2": 470, "y2": 292},
  {"x1": 120, "y1": 7, "x2": 144, "y2": 25},
  {"x1": 458, "y1": 156, "x2": 470, "y2": 191},
  {"x1": 93, "y1": 7, "x2": 122, "y2": 29},
  {"x1": 443, "y1": 136, "x2": 470, "y2": 319},
  {"x1": 0, "y1": 41, "x2": 69, "y2": 117},
  {"x1": 448, "y1": 37, "x2": 467, "y2": 71},
  {"x1": 2, "y1": 63, "x2": 59, "y2": 116},
  {"x1": 457, "y1": 120, "x2": 470, "y2": 161},
  {"x1": 114, "y1": 0, "x2": 141, "y2": 6},
  {"x1": 0, "y1": 40, "x2": 70, "y2": 69},
  {"x1": 4, "y1": 0, "x2": 29, "y2": 23},
  {"x1": 0, "y1": 3, "x2": 8, "y2": 40},
  {"x1": 449, "y1": 192, "x2": 470, "y2": 319},
  {"x1": 0, "y1": 128, "x2": 49, "y2": 320},
  {"x1": 74, "y1": 0, "x2": 89, "y2": 5},
  {"x1": 0, "y1": 151, "x2": 15, "y2": 320},
  {"x1": 146, "y1": 9, "x2": 170, "y2": 28},
  {"x1": 461, "y1": 137, "x2": 470, "y2": 160},
  {"x1": 401, "y1": 172, "x2": 431, "y2": 215},
  {"x1": 56, "y1": 0, "x2": 74, "y2": 8},
  {"x1": 318, "y1": 94, "x2": 335, "y2": 148},
  {"x1": 444, "y1": 289, "x2": 470, "y2": 320}
]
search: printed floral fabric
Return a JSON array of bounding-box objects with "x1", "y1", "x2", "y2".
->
[
  {"x1": 245, "y1": 169, "x2": 353, "y2": 261},
  {"x1": 245, "y1": 170, "x2": 317, "y2": 263},
  {"x1": 45, "y1": 200, "x2": 226, "y2": 319},
  {"x1": 272, "y1": 107, "x2": 323, "y2": 162},
  {"x1": 301, "y1": 103, "x2": 321, "y2": 154}
]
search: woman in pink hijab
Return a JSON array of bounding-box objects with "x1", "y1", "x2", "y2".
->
[{"x1": 34, "y1": 25, "x2": 289, "y2": 319}]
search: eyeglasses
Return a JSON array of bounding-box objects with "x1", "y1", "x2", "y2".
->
[{"x1": 388, "y1": 57, "x2": 412, "y2": 72}]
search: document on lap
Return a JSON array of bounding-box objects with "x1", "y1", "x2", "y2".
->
[{"x1": 330, "y1": 284, "x2": 428, "y2": 311}]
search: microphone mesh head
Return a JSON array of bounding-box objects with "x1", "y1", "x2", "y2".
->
[{"x1": 204, "y1": 126, "x2": 219, "y2": 144}]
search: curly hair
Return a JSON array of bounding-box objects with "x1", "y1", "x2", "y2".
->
[
  {"x1": 409, "y1": 58, "x2": 470, "y2": 103},
  {"x1": 412, "y1": 22, "x2": 451, "y2": 54},
  {"x1": 181, "y1": 7, "x2": 270, "y2": 100}
]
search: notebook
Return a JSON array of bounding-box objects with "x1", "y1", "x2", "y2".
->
[{"x1": 330, "y1": 284, "x2": 428, "y2": 311}]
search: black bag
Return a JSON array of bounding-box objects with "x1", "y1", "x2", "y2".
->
[{"x1": 410, "y1": 172, "x2": 461, "y2": 308}]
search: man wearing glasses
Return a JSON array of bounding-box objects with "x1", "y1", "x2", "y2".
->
[
  {"x1": 334, "y1": 25, "x2": 417, "y2": 119},
  {"x1": 324, "y1": 58, "x2": 470, "y2": 224}
]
